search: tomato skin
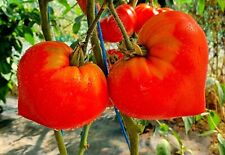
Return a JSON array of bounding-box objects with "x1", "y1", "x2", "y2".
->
[
  {"x1": 100, "y1": 4, "x2": 137, "y2": 42},
  {"x1": 77, "y1": 0, "x2": 87, "y2": 13},
  {"x1": 77, "y1": 0, "x2": 100, "y2": 14},
  {"x1": 108, "y1": 11, "x2": 208, "y2": 119},
  {"x1": 134, "y1": 3, "x2": 158, "y2": 33},
  {"x1": 157, "y1": 7, "x2": 173, "y2": 13},
  {"x1": 17, "y1": 41, "x2": 108, "y2": 129}
]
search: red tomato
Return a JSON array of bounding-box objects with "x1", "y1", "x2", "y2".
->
[
  {"x1": 134, "y1": 3, "x2": 158, "y2": 33},
  {"x1": 77, "y1": 0, "x2": 87, "y2": 14},
  {"x1": 100, "y1": 4, "x2": 137, "y2": 42},
  {"x1": 77, "y1": 0, "x2": 100, "y2": 14},
  {"x1": 108, "y1": 11, "x2": 208, "y2": 120},
  {"x1": 157, "y1": 7, "x2": 173, "y2": 13},
  {"x1": 17, "y1": 41, "x2": 108, "y2": 129}
]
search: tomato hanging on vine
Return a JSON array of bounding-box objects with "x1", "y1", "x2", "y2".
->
[{"x1": 108, "y1": 11, "x2": 208, "y2": 119}]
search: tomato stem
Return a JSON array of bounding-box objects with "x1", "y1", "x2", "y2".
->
[
  {"x1": 54, "y1": 130, "x2": 68, "y2": 155},
  {"x1": 77, "y1": 124, "x2": 92, "y2": 155},
  {"x1": 122, "y1": 114, "x2": 143, "y2": 155},
  {"x1": 129, "y1": 0, "x2": 138, "y2": 7},
  {"x1": 86, "y1": 0, "x2": 105, "y2": 72},
  {"x1": 84, "y1": 2, "x2": 107, "y2": 54},
  {"x1": 108, "y1": 0, "x2": 133, "y2": 51},
  {"x1": 38, "y1": 1, "x2": 68, "y2": 154},
  {"x1": 70, "y1": 43, "x2": 85, "y2": 67},
  {"x1": 38, "y1": 0, "x2": 52, "y2": 41}
]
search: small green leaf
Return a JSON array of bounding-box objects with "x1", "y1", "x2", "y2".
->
[
  {"x1": 217, "y1": 134, "x2": 225, "y2": 155},
  {"x1": 24, "y1": 33, "x2": 35, "y2": 45},
  {"x1": 217, "y1": 0, "x2": 225, "y2": 11},
  {"x1": 182, "y1": 116, "x2": 195, "y2": 134},
  {"x1": 159, "y1": 123, "x2": 169, "y2": 134},
  {"x1": 156, "y1": 139, "x2": 171, "y2": 155},
  {"x1": 197, "y1": 0, "x2": 205, "y2": 15},
  {"x1": 57, "y1": 0, "x2": 70, "y2": 9},
  {"x1": 75, "y1": 15, "x2": 84, "y2": 23},
  {"x1": 72, "y1": 23, "x2": 81, "y2": 34},
  {"x1": 207, "y1": 111, "x2": 220, "y2": 130}
]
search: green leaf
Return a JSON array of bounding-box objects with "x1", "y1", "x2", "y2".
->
[
  {"x1": 156, "y1": 139, "x2": 171, "y2": 155},
  {"x1": 72, "y1": 22, "x2": 81, "y2": 34},
  {"x1": 159, "y1": 123, "x2": 170, "y2": 135},
  {"x1": 182, "y1": 117, "x2": 195, "y2": 134},
  {"x1": 197, "y1": 0, "x2": 205, "y2": 15},
  {"x1": 75, "y1": 15, "x2": 84, "y2": 23},
  {"x1": 0, "y1": 76, "x2": 12, "y2": 103},
  {"x1": 207, "y1": 111, "x2": 220, "y2": 130},
  {"x1": 0, "y1": 60, "x2": 11, "y2": 74},
  {"x1": 57, "y1": 0, "x2": 70, "y2": 9},
  {"x1": 206, "y1": 77, "x2": 225, "y2": 106},
  {"x1": 217, "y1": 0, "x2": 225, "y2": 11},
  {"x1": 217, "y1": 134, "x2": 225, "y2": 155},
  {"x1": 24, "y1": 33, "x2": 35, "y2": 45}
]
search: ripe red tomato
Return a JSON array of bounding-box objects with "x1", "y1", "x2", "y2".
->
[
  {"x1": 134, "y1": 3, "x2": 158, "y2": 33},
  {"x1": 17, "y1": 41, "x2": 108, "y2": 129},
  {"x1": 77, "y1": 0, "x2": 100, "y2": 14},
  {"x1": 157, "y1": 7, "x2": 173, "y2": 13},
  {"x1": 108, "y1": 11, "x2": 208, "y2": 119},
  {"x1": 100, "y1": 4, "x2": 137, "y2": 42},
  {"x1": 77, "y1": 0, "x2": 87, "y2": 13}
]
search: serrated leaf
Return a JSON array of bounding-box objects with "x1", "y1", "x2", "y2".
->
[
  {"x1": 197, "y1": 0, "x2": 205, "y2": 15},
  {"x1": 72, "y1": 22, "x2": 81, "y2": 34},
  {"x1": 207, "y1": 111, "x2": 220, "y2": 130},
  {"x1": 217, "y1": 0, "x2": 225, "y2": 11},
  {"x1": 156, "y1": 139, "x2": 171, "y2": 155},
  {"x1": 218, "y1": 134, "x2": 225, "y2": 155},
  {"x1": 182, "y1": 117, "x2": 195, "y2": 134}
]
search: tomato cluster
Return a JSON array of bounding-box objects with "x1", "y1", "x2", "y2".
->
[{"x1": 17, "y1": 2, "x2": 208, "y2": 129}]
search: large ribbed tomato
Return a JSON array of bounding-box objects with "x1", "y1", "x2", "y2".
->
[
  {"x1": 108, "y1": 11, "x2": 208, "y2": 119},
  {"x1": 100, "y1": 4, "x2": 137, "y2": 42},
  {"x1": 17, "y1": 41, "x2": 108, "y2": 129},
  {"x1": 134, "y1": 3, "x2": 158, "y2": 33}
]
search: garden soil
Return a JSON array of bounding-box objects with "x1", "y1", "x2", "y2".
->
[{"x1": 0, "y1": 96, "x2": 215, "y2": 155}]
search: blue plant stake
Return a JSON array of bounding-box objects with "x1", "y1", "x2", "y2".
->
[{"x1": 95, "y1": 5, "x2": 131, "y2": 149}]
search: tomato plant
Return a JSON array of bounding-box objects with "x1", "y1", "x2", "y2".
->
[
  {"x1": 17, "y1": 41, "x2": 108, "y2": 129},
  {"x1": 134, "y1": 3, "x2": 158, "y2": 33},
  {"x1": 100, "y1": 4, "x2": 136, "y2": 42},
  {"x1": 107, "y1": 49, "x2": 124, "y2": 67},
  {"x1": 108, "y1": 11, "x2": 208, "y2": 120}
]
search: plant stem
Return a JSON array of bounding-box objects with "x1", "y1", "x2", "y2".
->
[
  {"x1": 84, "y1": 2, "x2": 107, "y2": 54},
  {"x1": 77, "y1": 124, "x2": 92, "y2": 155},
  {"x1": 129, "y1": 0, "x2": 138, "y2": 7},
  {"x1": 108, "y1": 0, "x2": 133, "y2": 50},
  {"x1": 121, "y1": 114, "x2": 141, "y2": 155},
  {"x1": 38, "y1": 1, "x2": 68, "y2": 154},
  {"x1": 38, "y1": 0, "x2": 52, "y2": 41},
  {"x1": 54, "y1": 130, "x2": 68, "y2": 155},
  {"x1": 86, "y1": 0, "x2": 105, "y2": 72}
]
